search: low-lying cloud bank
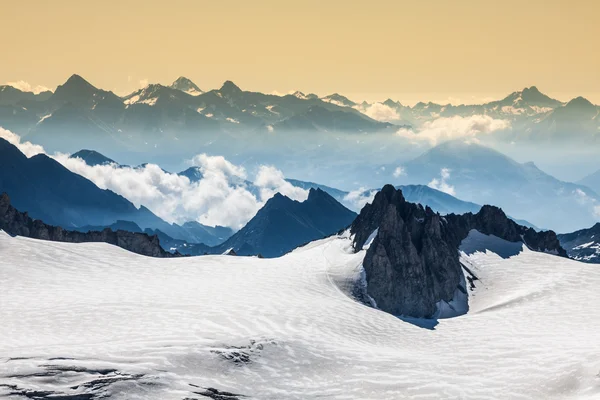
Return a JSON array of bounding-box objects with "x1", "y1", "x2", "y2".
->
[
  {"x1": 359, "y1": 103, "x2": 400, "y2": 122},
  {"x1": 396, "y1": 115, "x2": 510, "y2": 145},
  {"x1": 1, "y1": 128, "x2": 308, "y2": 230}
]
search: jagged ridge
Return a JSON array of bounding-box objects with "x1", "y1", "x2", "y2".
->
[
  {"x1": 0, "y1": 193, "x2": 177, "y2": 258},
  {"x1": 350, "y1": 185, "x2": 565, "y2": 318}
]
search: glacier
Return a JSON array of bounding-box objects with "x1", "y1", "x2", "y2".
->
[{"x1": 1, "y1": 230, "x2": 600, "y2": 399}]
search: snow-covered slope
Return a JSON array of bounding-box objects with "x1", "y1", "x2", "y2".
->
[{"x1": 1, "y1": 231, "x2": 599, "y2": 399}]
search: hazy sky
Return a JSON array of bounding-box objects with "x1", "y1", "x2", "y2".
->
[{"x1": 2, "y1": 0, "x2": 599, "y2": 105}]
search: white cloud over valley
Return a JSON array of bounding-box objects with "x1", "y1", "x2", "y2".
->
[
  {"x1": 428, "y1": 168, "x2": 456, "y2": 196},
  {"x1": 396, "y1": 115, "x2": 510, "y2": 145},
  {"x1": 359, "y1": 103, "x2": 400, "y2": 122},
  {"x1": 1, "y1": 128, "x2": 308, "y2": 230}
]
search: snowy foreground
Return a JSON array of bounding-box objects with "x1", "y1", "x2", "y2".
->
[{"x1": 1, "y1": 230, "x2": 600, "y2": 399}]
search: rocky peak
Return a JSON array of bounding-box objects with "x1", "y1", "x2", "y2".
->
[
  {"x1": 383, "y1": 98, "x2": 402, "y2": 108},
  {"x1": 53, "y1": 74, "x2": 97, "y2": 98},
  {"x1": 170, "y1": 76, "x2": 202, "y2": 95},
  {"x1": 220, "y1": 80, "x2": 242, "y2": 95},
  {"x1": 565, "y1": 96, "x2": 595, "y2": 109},
  {"x1": 64, "y1": 74, "x2": 94, "y2": 89},
  {"x1": 350, "y1": 185, "x2": 566, "y2": 318}
]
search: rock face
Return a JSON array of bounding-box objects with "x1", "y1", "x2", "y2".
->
[
  {"x1": 215, "y1": 188, "x2": 356, "y2": 258},
  {"x1": 0, "y1": 193, "x2": 176, "y2": 258},
  {"x1": 351, "y1": 185, "x2": 566, "y2": 318},
  {"x1": 557, "y1": 223, "x2": 600, "y2": 263}
]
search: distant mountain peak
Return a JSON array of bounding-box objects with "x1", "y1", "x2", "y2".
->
[
  {"x1": 170, "y1": 76, "x2": 203, "y2": 95},
  {"x1": 62, "y1": 74, "x2": 95, "y2": 91},
  {"x1": 69, "y1": 149, "x2": 116, "y2": 166},
  {"x1": 523, "y1": 85, "x2": 541, "y2": 94},
  {"x1": 220, "y1": 80, "x2": 242, "y2": 94},
  {"x1": 498, "y1": 85, "x2": 562, "y2": 108},
  {"x1": 291, "y1": 90, "x2": 307, "y2": 99},
  {"x1": 383, "y1": 98, "x2": 402, "y2": 108},
  {"x1": 566, "y1": 96, "x2": 595, "y2": 108},
  {"x1": 321, "y1": 93, "x2": 356, "y2": 107}
]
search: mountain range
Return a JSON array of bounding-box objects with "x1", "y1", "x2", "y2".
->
[
  {"x1": 0, "y1": 75, "x2": 392, "y2": 156},
  {"x1": 1, "y1": 76, "x2": 598, "y2": 159}
]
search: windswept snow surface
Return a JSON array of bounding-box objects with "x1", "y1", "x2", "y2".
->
[{"x1": 1, "y1": 230, "x2": 600, "y2": 399}]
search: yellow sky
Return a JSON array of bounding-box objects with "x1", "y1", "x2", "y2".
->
[{"x1": 2, "y1": 0, "x2": 599, "y2": 105}]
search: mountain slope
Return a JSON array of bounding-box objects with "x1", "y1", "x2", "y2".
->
[
  {"x1": 578, "y1": 168, "x2": 600, "y2": 194},
  {"x1": 0, "y1": 138, "x2": 230, "y2": 244},
  {"x1": 274, "y1": 105, "x2": 391, "y2": 132},
  {"x1": 399, "y1": 140, "x2": 600, "y2": 232},
  {"x1": 0, "y1": 85, "x2": 52, "y2": 106},
  {"x1": 557, "y1": 223, "x2": 600, "y2": 263},
  {"x1": 170, "y1": 76, "x2": 203, "y2": 95},
  {"x1": 214, "y1": 188, "x2": 356, "y2": 257},
  {"x1": 0, "y1": 137, "x2": 140, "y2": 227}
]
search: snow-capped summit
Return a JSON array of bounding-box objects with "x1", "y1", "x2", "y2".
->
[
  {"x1": 321, "y1": 93, "x2": 357, "y2": 107},
  {"x1": 123, "y1": 83, "x2": 183, "y2": 106},
  {"x1": 170, "y1": 76, "x2": 203, "y2": 96},
  {"x1": 291, "y1": 90, "x2": 307, "y2": 99},
  {"x1": 494, "y1": 86, "x2": 563, "y2": 109}
]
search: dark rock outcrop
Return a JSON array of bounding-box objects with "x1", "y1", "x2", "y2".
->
[
  {"x1": 0, "y1": 193, "x2": 177, "y2": 257},
  {"x1": 350, "y1": 185, "x2": 566, "y2": 318}
]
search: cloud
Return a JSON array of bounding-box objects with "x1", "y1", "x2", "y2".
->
[
  {"x1": 139, "y1": 79, "x2": 149, "y2": 88},
  {"x1": 6, "y1": 80, "x2": 51, "y2": 94},
  {"x1": 428, "y1": 168, "x2": 456, "y2": 196},
  {"x1": 2, "y1": 127, "x2": 308, "y2": 230},
  {"x1": 396, "y1": 115, "x2": 510, "y2": 145},
  {"x1": 359, "y1": 103, "x2": 400, "y2": 122},
  {"x1": 254, "y1": 165, "x2": 309, "y2": 203},
  {"x1": 573, "y1": 188, "x2": 600, "y2": 220},
  {"x1": 0, "y1": 127, "x2": 46, "y2": 157},
  {"x1": 343, "y1": 187, "x2": 376, "y2": 211},
  {"x1": 393, "y1": 166, "x2": 405, "y2": 178}
]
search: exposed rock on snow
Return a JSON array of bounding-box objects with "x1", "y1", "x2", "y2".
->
[
  {"x1": 0, "y1": 193, "x2": 175, "y2": 257},
  {"x1": 558, "y1": 223, "x2": 600, "y2": 263},
  {"x1": 350, "y1": 185, "x2": 566, "y2": 318}
]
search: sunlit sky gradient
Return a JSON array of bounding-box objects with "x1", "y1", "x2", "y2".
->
[{"x1": 2, "y1": 0, "x2": 599, "y2": 105}]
